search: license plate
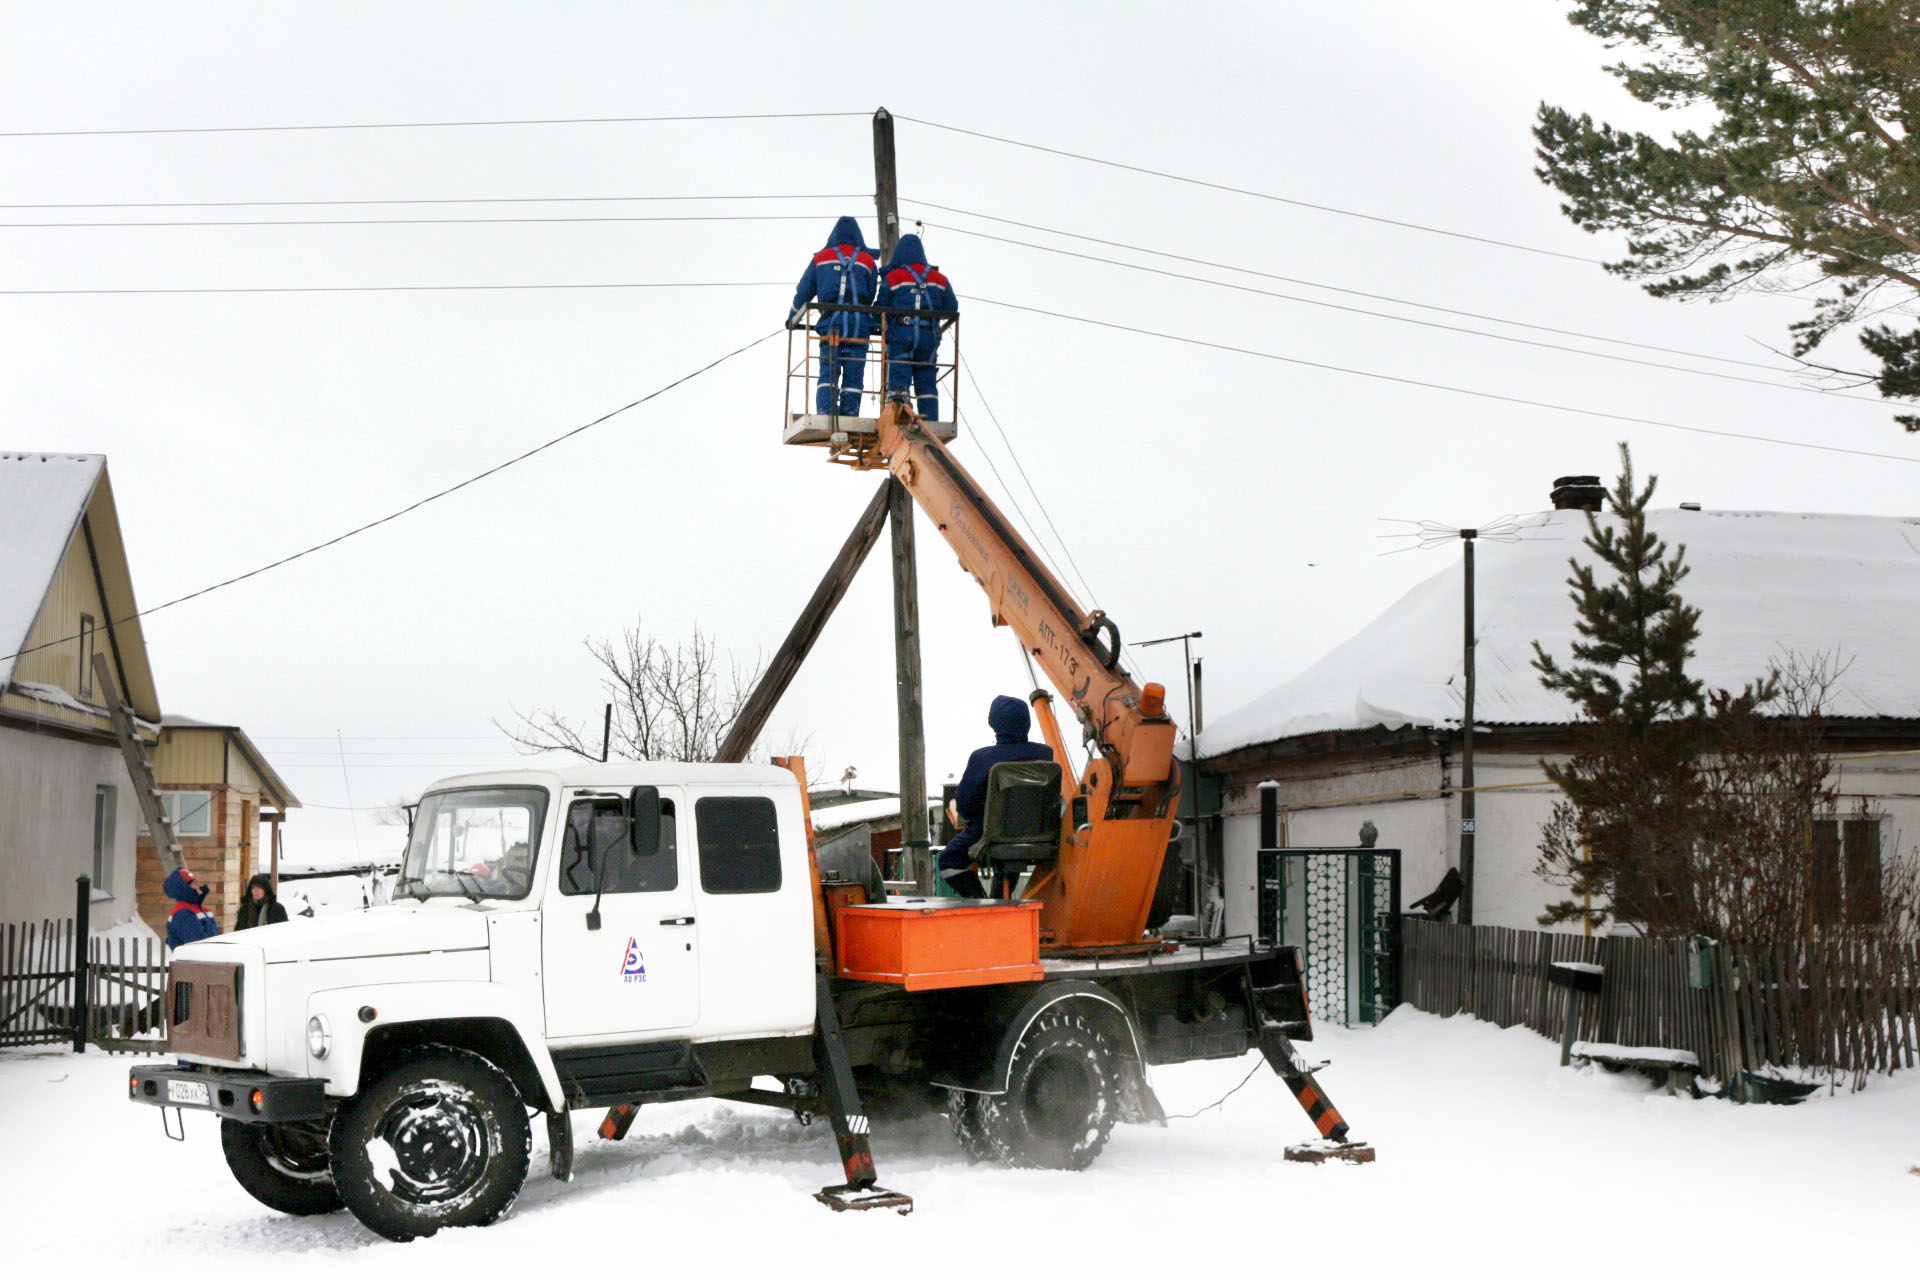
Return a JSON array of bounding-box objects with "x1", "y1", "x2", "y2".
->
[{"x1": 166, "y1": 1079, "x2": 210, "y2": 1106}]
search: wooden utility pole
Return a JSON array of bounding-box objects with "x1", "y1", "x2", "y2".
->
[
  {"x1": 717, "y1": 483, "x2": 893, "y2": 764},
  {"x1": 873, "y1": 107, "x2": 932, "y2": 890},
  {"x1": 1458, "y1": 531, "x2": 1477, "y2": 926}
]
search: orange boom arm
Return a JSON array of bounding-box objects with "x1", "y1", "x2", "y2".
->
[{"x1": 869, "y1": 404, "x2": 1180, "y2": 949}]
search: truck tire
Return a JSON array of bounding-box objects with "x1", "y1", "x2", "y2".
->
[
  {"x1": 946, "y1": 1090, "x2": 995, "y2": 1163},
  {"x1": 327, "y1": 1047, "x2": 531, "y2": 1241},
  {"x1": 220, "y1": 1118, "x2": 343, "y2": 1216},
  {"x1": 974, "y1": 1008, "x2": 1119, "y2": 1170}
]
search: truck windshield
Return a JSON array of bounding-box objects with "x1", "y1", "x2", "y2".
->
[{"x1": 398, "y1": 786, "x2": 549, "y2": 901}]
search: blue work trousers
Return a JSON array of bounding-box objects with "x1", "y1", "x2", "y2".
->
[
  {"x1": 886, "y1": 329, "x2": 942, "y2": 420},
  {"x1": 816, "y1": 336, "x2": 869, "y2": 416}
]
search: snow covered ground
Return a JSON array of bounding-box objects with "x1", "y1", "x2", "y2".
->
[{"x1": 4, "y1": 1009, "x2": 1913, "y2": 1272}]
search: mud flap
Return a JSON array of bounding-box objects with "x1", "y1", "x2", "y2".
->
[
  {"x1": 811, "y1": 971, "x2": 912, "y2": 1214},
  {"x1": 547, "y1": 1111, "x2": 574, "y2": 1182}
]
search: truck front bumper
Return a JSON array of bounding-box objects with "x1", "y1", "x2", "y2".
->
[{"x1": 128, "y1": 1064, "x2": 328, "y2": 1125}]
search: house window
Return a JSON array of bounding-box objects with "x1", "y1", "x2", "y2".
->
[
  {"x1": 141, "y1": 791, "x2": 214, "y2": 839},
  {"x1": 92, "y1": 785, "x2": 116, "y2": 895},
  {"x1": 77, "y1": 614, "x2": 97, "y2": 700},
  {"x1": 1811, "y1": 815, "x2": 1884, "y2": 924}
]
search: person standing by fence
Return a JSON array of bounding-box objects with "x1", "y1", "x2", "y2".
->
[
  {"x1": 234, "y1": 873, "x2": 287, "y2": 930},
  {"x1": 163, "y1": 867, "x2": 220, "y2": 949}
]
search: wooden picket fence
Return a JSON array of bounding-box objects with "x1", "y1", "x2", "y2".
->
[
  {"x1": 0, "y1": 918, "x2": 81, "y2": 1048},
  {"x1": 0, "y1": 917, "x2": 169, "y2": 1053},
  {"x1": 86, "y1": 934, "x2": 170, "y2": 1052},
  {"x1": 1400, "y1": 918, "x2": 1920, "y2": 1087}
]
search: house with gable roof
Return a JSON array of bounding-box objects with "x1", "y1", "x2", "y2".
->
[
  {"x1": 1196, "y1": 497, "x2": 1920, "y2": 940},
  {"x1": 0, "y1": 452, "x2": 159, "y2": 928}
]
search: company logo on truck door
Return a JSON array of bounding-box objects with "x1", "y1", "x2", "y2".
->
[{"x1": 621, "y1": 938, "x2": 647, "y2": 983}]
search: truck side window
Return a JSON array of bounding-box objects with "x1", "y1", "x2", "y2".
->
[
  {"x1": 559, "y1": 797, "x2": 677, "y2": 896},
  {"x1": 695, "y1": 796, "x2": 782, "y2": 895}
]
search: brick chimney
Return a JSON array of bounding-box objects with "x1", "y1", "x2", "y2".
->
[{"x1": 1550, "y1": 475, "x2": 1605, "y2": 512}]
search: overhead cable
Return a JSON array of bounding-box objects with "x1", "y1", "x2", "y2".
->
[
  {"x1": 895, "y1": 115, "x2": 1596, "y2": 264},
  {"x1": 969, "y1": 296, "x2": 1920, "y2": 467},
  {"x1": 0, "y1": 110, "x2": 867, "y2": 139},
  {"x1": 0, "y1": 328, "x2": 781, "y2": 665}
]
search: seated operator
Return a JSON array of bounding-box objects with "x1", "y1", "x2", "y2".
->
[{"x1": 937, "y1": 695, "x2": 1055, "y2": 897}]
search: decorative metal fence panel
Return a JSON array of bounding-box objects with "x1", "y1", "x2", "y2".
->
[{"x1": 1257, "y1": 848, "x2": 1401, "y2": 1027}]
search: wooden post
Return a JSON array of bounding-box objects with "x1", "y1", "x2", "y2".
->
[
  {"x1": 872, "y1": 109, "x2": 931, "y2": 891},
  {"x1": 72, "y1": 874, "x2": 90, "y2": 1054},
  {"x1": 889, "y1": 478, "x2": 932, "y2": 892},
  {"x1": 1459, "y1": 531, "x2": 1477, "y2": 926},
  {"x1": 268, "y1": 814, "x2": 282, "y2": 892},
  {"x1": 718, "y1": 483, "x2": 893, "y2": 764}
]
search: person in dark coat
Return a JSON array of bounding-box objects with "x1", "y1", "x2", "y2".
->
[
  {"x1": 788, "y1": 216, "x2": 879, "y2": 417},
  {"x1": 878, "y1": 233, "x2": 957, "y2": 420},
  {"x1": 163, "y1": 867, "x2": 221, "y2": 949},
  {"x1": 234, "y1": 872, "x2": 288, "y2": 930},
  {"x1": 937, "y1": 695, "x2": 1055, "y2": 897}
]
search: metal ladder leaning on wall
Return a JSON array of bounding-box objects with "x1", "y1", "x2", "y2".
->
[{"x1": 92, "y1": 653, "x2": 183, "y2": 877}]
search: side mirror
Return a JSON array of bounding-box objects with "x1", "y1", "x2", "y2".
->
[{"x1": 628, "y1": 786, "x2": 661, "y2": 856}]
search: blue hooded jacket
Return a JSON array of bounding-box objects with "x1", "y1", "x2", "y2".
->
[
  {"x1": 953, "y1": 695, "x2": 1055, "y2": 828},
  {"x1": 790, "y1": 216, "x2": 879, "y2": 339},
  {"x1": 163, "y1": 866, "x2": 221, "y2": 949},
  {"x1": 879, "y1": 234, "x2": 957, "y2": 337}
]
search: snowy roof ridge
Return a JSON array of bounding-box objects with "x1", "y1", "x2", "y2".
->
[
  {"x1": 0, "y1": 452, "x2": 106, "y2": 690},
  {"x1": 1197, "y1": 506, "x2": 1920, "y2": 759}
]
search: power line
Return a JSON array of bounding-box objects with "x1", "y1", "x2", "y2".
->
[
  {"x1": 0, "y1": 110, "x2": 867, "y2": 139},
  {"x1": 969, "y1": 296, "x2": 1920, "y2": 467},
  {"x1": 895, "y1": 115, "x2": 1597, "y2": 264},
  {"x1": 0, "y1": 282, "x2": 783, "y2": 297},
  {"x1": 0, "y1": 213, "x2": 842, "y2": 230},
  {"x1": 0, "y1": 328, "x2": 781, "y2": 665},
  {"x1": 0, "y1": 193, "x2": 863, "y2": 210},
  {"x1": 924, "y1": 220, "x2": 1883, "y2": 403},
  {"x1": 904, "y1": 199, "x2": 1817, "y2": 377}
]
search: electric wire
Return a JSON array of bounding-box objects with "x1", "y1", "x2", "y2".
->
[
  {"x1": 0, "y1": 193, "x2": 864, "y2": 210},
  {"x1": 903, "y1": 199, "x2": 1832, "y2": 377},
  {"x1": 0, "y1": 282, "x2": 784, "y2": 296},
  {"x1": 0, "y1": 328, "x2": 782, "y2": 665},
  {"x1": 968, "y1": 296, "x2": 1920, "y2": 467},
  {"x1": 1164, "y1": 1059, "x2": 1266, "y2": 1120},
  {"x1": 926, "y1": 221, "x2": 1883, "y2": 403},
  {"x1": 0, "y1": 110, "x2": 868, "y2": 139},
  {"x1": 0, "y1": 213, "x2": 846, "y2": 230},
  {"x1": 895, "y1": 115, "x2": 1597, "y2": 264}
]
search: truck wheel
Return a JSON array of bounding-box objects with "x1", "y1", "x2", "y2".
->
[
  {"x1": 975, "y1": 1008, "x2": 1119, "y2": 1170},
  {"x1": 328, "y1": 1048, "x2": 531, "y2": 1241},
  {"x1": 946, "y1": 1090, "x2": 995, "y2": 1162},
  {"x1": 220, "y1": 1118, "x2": 343, "y2": 1216}
]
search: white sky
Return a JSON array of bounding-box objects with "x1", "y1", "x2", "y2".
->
[{"x1": 4, "y1": 1, "x2": 1916, "y2": 864}]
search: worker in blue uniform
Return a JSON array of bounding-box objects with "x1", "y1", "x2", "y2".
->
[
  {"x1": 938, "y1": 695, "x2": 1055, "y2": 898},
  {"x1": 878, "y1": 233, "x2": 957, "y2": 420},
  {"x1": 788, "y1": 216, "x2": 879, "y2": 417}
]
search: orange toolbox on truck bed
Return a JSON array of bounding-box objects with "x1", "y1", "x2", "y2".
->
[{"x1": 834, "y1": 898, "x2": 1043, "y2": 991}]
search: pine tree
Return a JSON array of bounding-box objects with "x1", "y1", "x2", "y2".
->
[{"x1": 1532, "y1": 443, "x2": 1711, "y2": 931}]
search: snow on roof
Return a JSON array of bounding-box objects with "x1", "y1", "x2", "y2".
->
[
  {"x1": 0, "y1": 453, "x2": 104, "y2": 690},
  {"x1": 1197, "y1": 507, "x2": 1920, "y2": 759},
  {"x1": 811, "y1": 795, "x2": 901, "y2": 833}
]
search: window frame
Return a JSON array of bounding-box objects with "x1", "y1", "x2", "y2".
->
[
  {"x1": 694, "y1": 794, "x2": 784, "y2": 896},
  {"x1": 77, "y1": 614, "x2": 97, "y2": 700},
  {"x1": 169, "y1": 790, "x2": 215, "y2": 838},
  {"x1": 91, "y1": 784, "x2": 116, "y2": 897},
  {"x1": 558, "y1": 792, "x2": 680, "y2": 897}
]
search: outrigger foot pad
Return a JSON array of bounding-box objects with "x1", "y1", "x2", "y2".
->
[
  {"x1": 1284, "y1": 1139, "x2": 1376, "y2": 1164},
  {"x1": 815, "y1": 1183, "x2": 915, "y2": 1213}
]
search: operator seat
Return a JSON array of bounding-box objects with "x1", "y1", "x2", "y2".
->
[{"x1": 975, "y1": 759, "x2": 1065, "y2": 874}]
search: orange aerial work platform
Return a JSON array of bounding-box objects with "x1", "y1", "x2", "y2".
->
[{"x1": 834, "y1": 898, "x2": 1043, "y2": 991}]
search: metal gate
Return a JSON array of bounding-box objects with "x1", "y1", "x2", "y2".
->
[{"x1": 1257, "y1": 848, "x2": 1401, "y2": 1027}]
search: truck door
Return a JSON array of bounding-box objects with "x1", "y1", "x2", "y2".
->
[
  {"x1": 542, "y1": 789, "x2": 699, "y2": 1039},
  {"x1": 686, "y1": 789, "x2": 816, "y2": 1038}
]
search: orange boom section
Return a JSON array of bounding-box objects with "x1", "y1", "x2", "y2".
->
[{"x1": 860, "y1": 403, "x2": 1180, "y2": 950}]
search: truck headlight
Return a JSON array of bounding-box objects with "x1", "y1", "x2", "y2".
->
[{"x1": 306, "y1": 1014, "x2": 331, "y2": 1060}]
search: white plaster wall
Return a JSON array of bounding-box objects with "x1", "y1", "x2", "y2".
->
[{"x1": 0, "y1": 726, "x2": 140, "y2": 926}]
